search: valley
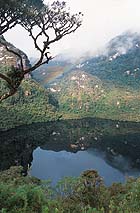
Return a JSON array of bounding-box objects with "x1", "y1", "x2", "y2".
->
[
  {"x1": 2, "y1": 1, "x2": 140, "y2": 212},
  {"x1": 1, "y1": 31, "x2": 140, "y2": 211},
  {"x1": 1, "y1": 32, "x2": 140, "y2": 131},
  {"x1": 32, "y1": 31, "x2": 140, "y2": 122}
]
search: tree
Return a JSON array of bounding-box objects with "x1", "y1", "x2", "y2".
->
[
  {"x1": 0, "y1": 0, "x2": 44, "y2": 35},
  {"x1": 0, "y1": 1, "x2": 83, "y2": 101}
]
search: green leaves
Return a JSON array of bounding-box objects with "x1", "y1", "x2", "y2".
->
[{"x1": 1, "y1": 166, "x2": 140, "y2": 212}]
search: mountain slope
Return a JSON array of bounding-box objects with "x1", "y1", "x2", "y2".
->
[
  {"x1": 82, "y1": 32, "x2": 140, "y2": 89},
  {"x1": 0, "y1": 38, "x2": 59, "y2": 130},
  {"x1": 47, "y1": 70, "x2": 140, "y2": 121},
  {"x1": 0, "y1": 78, "x2": 60, "y2": 130},
  {"x1": 2, "y1": 32, "x2": 140, "y2": 126},
  {"x1": 32, "y1": 60, "x2": 74, "y2": 87},
  {"x1": 43, "y1": 32, "x2": 140, "y2": 120},
  {"x1": 49, "y1": 70, "x2": 106, "y2": 113}
]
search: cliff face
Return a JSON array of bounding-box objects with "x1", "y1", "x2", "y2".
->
[{"x1": 0, "y1": 36, "x2": 31, "y2": 77}]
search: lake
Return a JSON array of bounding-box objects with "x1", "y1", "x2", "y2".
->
[{"x1": 1, "y1": 117, "x2": 140, "y2": 185}]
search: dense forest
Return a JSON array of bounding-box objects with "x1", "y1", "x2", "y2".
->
[{"x1": 1, "y1": 0, "x2": 140, "y2": 213}]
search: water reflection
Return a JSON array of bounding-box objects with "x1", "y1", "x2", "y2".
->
[
  {"x1": 31, "y1": 148, "x2": 126, "y2": 185},
  {"x1": 0, "y1": 117, "x2": 140, "y2": 183}
]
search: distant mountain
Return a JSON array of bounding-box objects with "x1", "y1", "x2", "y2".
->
[
  {"x1": 33, "y1": 31, "x2": 140, "y2": 89},
  {"x1": 48, "y1": 69, "x2": 106, "y2": 113},
  {"x1": 81, "y1": 32, "x2": 140, "y2": 89},
  {"x1": 32, "y1": 51, "x2": 92, "y2": 86},
  {"x1": 2, "y1": 32, "x2": 140, "y2": 128},
  {"x1": 46, "y1": 68, "x2": 140, "y2": 121},
  {"x1": 106, "y1": 31, "x2": 140, "y2": 56},
  {"x1": 30, "y1": 31, "x2": 140, "y2": 121},
  {"x1": 32, "y1": 59, "x2": 74, "y2": 87}
]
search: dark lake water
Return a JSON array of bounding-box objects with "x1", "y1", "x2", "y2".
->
[
  {"x1": 1, "y1": 117, "x2": 140, "y2": 185},
  {"x1": 30, "y1": 148, "x2": 140, "y2": 186}
]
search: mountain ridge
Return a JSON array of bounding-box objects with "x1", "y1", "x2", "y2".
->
[{"x1": 32, "y1": 31, "x2": 140, "y2": 121}]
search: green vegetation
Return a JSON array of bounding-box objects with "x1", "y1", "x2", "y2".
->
[
  {"x1": 48, "y1": 70, "x2": 140, "y2": 122},
  {"x1": 2, "y1": 32, "x2": 140, "y2": 129},
  {"x1": 0, "y1": 68, "x2": 60, "y2": 130},
  {"x1": 1, "y1": 68, "x2": 140, "y2": 131},
  {"x1": 1, "y1": 167, "x2": 140, "y2": 213},
  {"x1": 1, "y1": 11, "x2": 140, "y2": 213},
  {"x1": 38, "y1": 32, "x2": 139, "y2": 122},
  {"x1": 83, "y1": 32, "x2": 140, "y2": 90}
]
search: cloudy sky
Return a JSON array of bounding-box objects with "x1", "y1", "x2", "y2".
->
[{"x1": 4, "y1": 0, "x2": 140, "y2": 58}]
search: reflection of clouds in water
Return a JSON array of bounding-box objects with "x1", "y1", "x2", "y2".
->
[
  {"x1": 86, "y1": 148, "x2": 106, "y2": 159},
  {"x1": 2, "y1": 116, "x2": 140, "y2": 187},
  {"x1": 111, "y1": 154, "x2": 132, "y2": 171},
  {"x1": 87, "y1": 148, "x2": 140, "y2": 177},
  {"x1": 111, "y1": 155, "x2": 140, "y2": 177},
  {"x1": 31, "y1": 147, "x2": 125, "y2": 186}
]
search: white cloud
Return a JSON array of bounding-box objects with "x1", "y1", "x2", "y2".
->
[{"x1": 4, "y1": 0, "x2": 140, "y2": 58}]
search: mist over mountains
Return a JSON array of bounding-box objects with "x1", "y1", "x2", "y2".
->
[
  {"x1": 1, "y1": 30, "x2": 140, "y2": 128},
  {"x1": 30, "y1": 31, "x2": 140, "y2": 121},
  {"x1": 33, "y1": 31, "x2": 140, "y2": 88}
]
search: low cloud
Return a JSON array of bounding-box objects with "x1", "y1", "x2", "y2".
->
[{"x1": 4, "y1": 0, "x2": 140, "y2": 59}]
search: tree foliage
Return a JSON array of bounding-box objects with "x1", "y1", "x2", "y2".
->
[
  {"x1": 1, "y1": 167, "x2": 140, "y2": 213},
  {"x1": 0, "y1": 0, "x2": 44, "y2": 35},
  {"x1": 0, "y1": 1, "x2": 83, "y2": 101}
]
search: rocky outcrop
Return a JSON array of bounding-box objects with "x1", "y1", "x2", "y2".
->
[{"x1": 0, "y1": 36, "x2": 31, "y2": 77}]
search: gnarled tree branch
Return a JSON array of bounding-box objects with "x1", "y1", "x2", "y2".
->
[
  {"x1": 0, "y1": 1, "x2": 83, "y2": 101},
  {"x1": 0, "y1": 0, "x2": 44, "y2": 35}
]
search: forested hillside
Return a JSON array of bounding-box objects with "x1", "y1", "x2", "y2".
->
[{"x1": 0, "y1": 38, "x2": 59, "y2": 130}]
